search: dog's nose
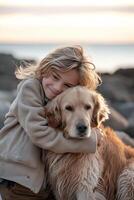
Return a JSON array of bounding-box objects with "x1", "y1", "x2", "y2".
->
[{"x1": 76, "y1": 123, "x2": 87, "y2": 134}]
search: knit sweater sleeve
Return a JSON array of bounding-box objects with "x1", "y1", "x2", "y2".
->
[{"x1": 11, "y1": 78, "x2": 97, "y2": 153}]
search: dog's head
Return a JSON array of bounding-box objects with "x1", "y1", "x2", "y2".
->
[{"x1": 45, "y1": 86, "x2": 110, "y2": 139}]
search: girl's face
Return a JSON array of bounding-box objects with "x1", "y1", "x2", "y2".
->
[{"x1": 42, "y1": 68, "x2": 80, "y2": 99}]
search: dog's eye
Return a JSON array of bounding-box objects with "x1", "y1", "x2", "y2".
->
[
  {"x1": 65, "y1": 105, "x2": 74, "y2": 111},
  {"x1": 85, "y1": 104, "x2": 91, "y2": 110}
]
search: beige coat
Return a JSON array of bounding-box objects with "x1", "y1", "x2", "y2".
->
[{"x1": 0, "y1": 78, "x2": 97, "y2": 193}]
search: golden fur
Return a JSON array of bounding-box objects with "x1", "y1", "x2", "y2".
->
[{"x1": 44, "y1": 86, "x2": 134, "y2": 200}]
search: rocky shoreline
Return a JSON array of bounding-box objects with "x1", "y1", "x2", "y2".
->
[
  {"x1": 0, "y1": 53, "x2": 134, "y2": 138},
  {"x1": 98, "y1": 68, "x2": 134, "y2": 138}
]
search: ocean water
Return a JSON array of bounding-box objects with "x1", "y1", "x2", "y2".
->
[{"x1": 0, "y1": 43, "x2": 134, "y2": 73}]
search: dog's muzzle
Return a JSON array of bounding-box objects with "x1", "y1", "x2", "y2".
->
[{"x1": 76, "y1": 123, "x2": 88, "y2": 137}]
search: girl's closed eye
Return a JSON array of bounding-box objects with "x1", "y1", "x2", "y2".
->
[
  {"x1": 63, "y1": 83, "x2": 77, "y2": 90},
  {"x1": 64, "y1": 84, "x2": 72, "y2": 89}
]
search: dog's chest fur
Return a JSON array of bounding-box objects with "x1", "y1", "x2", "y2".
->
[{"x1": 44, "y1": 151, "x2": 103, "y2": 200}]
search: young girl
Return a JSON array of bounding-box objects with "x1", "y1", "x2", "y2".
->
[{"x1": 0, "y1": 45, "x2": 102, "y2": 199}]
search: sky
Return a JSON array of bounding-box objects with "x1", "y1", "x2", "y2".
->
[{"x1": 0, "y1": 0, "x2": 134, "y2": 44}]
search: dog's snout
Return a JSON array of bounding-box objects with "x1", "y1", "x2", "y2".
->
[{"x1": 76, "y1": 123, "x2": 87, "y2": 134}]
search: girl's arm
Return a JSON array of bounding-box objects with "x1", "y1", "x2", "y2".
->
[{"x1": 12, "y1": 78, "x2": 101, "y2": 153}]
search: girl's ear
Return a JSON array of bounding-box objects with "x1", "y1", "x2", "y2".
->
[
  {"x1": 91, "y1": 93, "x2": 110, "y2": 127},
  {"x1": 44, "y1": 96, "x2": 62, "y2": 128}
]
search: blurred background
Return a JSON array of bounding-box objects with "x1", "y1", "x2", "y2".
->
[
  {"x1": 0, "y1": 0, "x2": 134, "y2": 72},
  {"x1": 0, "y1": 0, "x2": 134, "y2": 138}
]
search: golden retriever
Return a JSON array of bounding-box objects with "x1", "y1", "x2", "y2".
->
[{"x1": 44, "y1": 86, "x2": 134, "y2": 200}]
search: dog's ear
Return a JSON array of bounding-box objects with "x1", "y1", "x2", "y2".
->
[
  {"x1": 44, "y1": 96, "x2": 62, "y2": 128},
  {"x1": 92, "y1": 93, "x2": 110, "y2": 127}
]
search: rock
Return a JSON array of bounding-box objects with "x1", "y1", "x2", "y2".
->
[
  {"x1": 0, "y1": 101, "x2": 10, "y2": 128},
  {"x1": 114, "y1": 68, "x2": 134, "y2": 78},
  {"x1": 128, "y1": 113, "x2": 134, "y2": 125},
  {"x1": 0, "y1": 90, "x2": 16, "y2": 128},
  {"x1": 0, "y1": 90, "x2": 16, "y2": 102},
  {"x1": 0, "y1": 75, "x2": 19, "y2": 91},
  {"x1": 0, "y1": 53, "x2": 36, "y2": 76},
  {"x1": 0, "y1": 53, "x2": 17, "y2": 76},
  {"x1": 113, "y1": 102, "x2": 134, "y2": 119},
  {"x1": 124, "y1": 125, "x2": 134, "y2": 138},
  {"x1": 98, "y1": 74, "x2": 134, "y2": 103},
  {"x1": 0, "y1": 53, "x2": 36, "y2": 91},
  {"x1": 104, "y1": 106, "x2": 129, "y2": 131}
]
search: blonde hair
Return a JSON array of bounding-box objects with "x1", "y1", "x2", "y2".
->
[{"x1": 15, "y1": 45, "x2": 101, "y2": 90}]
